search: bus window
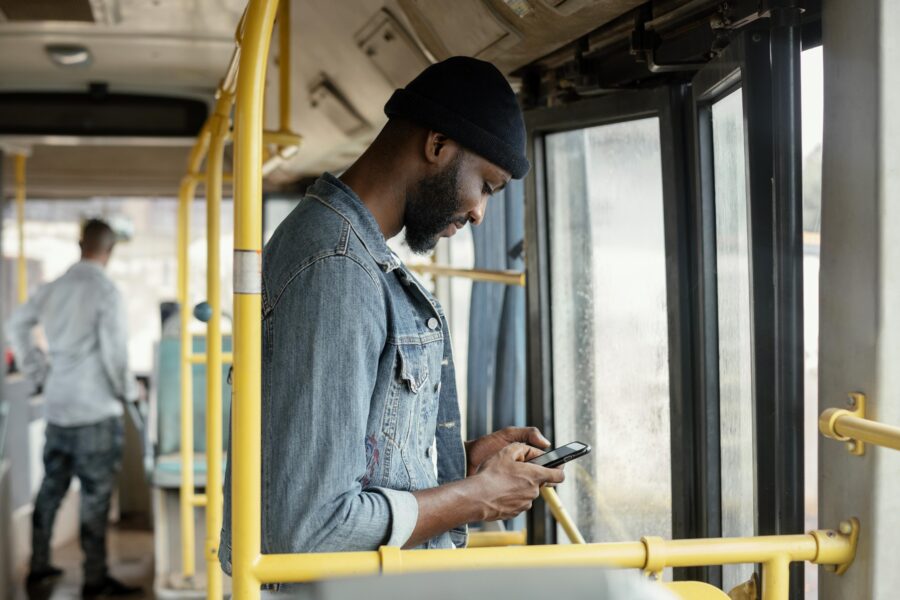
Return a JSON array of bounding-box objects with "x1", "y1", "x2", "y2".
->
[
  {"x1": 801, "y1": 45, "x2": 824, "y2": 600},
  {"x1": 546, "y1": 117, "x2": 672, "y2": 545},
  {"x1": 710, "y1": 87, "x2": 756, "y2": 592}
]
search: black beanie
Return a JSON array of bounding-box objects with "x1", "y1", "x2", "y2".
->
[{"x1": 384, "y1": 56, "x2": 530, "y2": 179}]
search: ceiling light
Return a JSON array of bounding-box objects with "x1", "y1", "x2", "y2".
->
[{"x1": 45, "y1": 44, "x2": 92, "y2": 68}]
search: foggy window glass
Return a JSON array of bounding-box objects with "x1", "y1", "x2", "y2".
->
[
  {"x1": 546, "y1": 117, "x2": 672, "y2": 547},
  {"x1": 711, "y1": 87, "x2": 756, "y2": 591}
]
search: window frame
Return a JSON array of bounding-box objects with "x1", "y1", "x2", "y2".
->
[
  {"x1": 525, "y1": 27, "x2": 805, "y2": 595},
  {"x1": 690, "y1": 27, "x2": 805, "y2": 596},
  {"x1": 524, "y1": 90, "x2": 698, "y2": 573}
]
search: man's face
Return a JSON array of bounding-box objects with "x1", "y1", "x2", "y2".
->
[{"x1": 403, "y1": 150, "x2": 510, "y2": 254}]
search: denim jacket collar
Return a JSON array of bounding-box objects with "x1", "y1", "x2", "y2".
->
[{"x1": 307, "y1": 173, "x2": 402, "y2": 273}]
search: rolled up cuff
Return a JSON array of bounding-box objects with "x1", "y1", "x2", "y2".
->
[{"x1": 372, "y1": 487, "x2": 419, "y2": 547}]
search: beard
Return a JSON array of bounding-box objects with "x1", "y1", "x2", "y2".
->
[{"x1": 403, "y1": 156, "x2": 466, "y2": 254}]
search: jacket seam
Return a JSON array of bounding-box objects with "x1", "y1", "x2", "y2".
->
[
  {"x1": 308, "y1": 193, "x2": 393, "y2": 268},
  {"x1": 264, "y1": 249, "x2": 382, "y2": 317}
]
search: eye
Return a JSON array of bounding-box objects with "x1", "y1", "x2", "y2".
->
[{"x1": 482, "y1": 182, "x2": 494, "y2": 196}]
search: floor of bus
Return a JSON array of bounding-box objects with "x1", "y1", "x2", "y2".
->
[{"x1": 13, "y1": 515, "x2": 155, "y2": 600}]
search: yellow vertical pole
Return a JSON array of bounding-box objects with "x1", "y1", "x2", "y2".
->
[
  {"x1": 232, "y1": 1, "x2": 279, "y2": 598},
  {"x1": 178, "y1": 122, "x2": 213, "y2": 581},
  {"x1": 761, "y1": 556, "x2": 790, "y2": 600},
  {"x1": 177, "y1": 175, "x2": 198, "y2": 579},
  {"x1": 15, "y1": 154, "x2": 27, "y2": 303},
  {"x1": 205, "y1": 94, "x2": 232, "y2": 600},
  {"x1": 278, "y1": 0, "x2": 291, "y2": 133}
]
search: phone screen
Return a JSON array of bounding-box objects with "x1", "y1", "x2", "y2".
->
[{"x1": 529, "y1": 442, "x2": 587, "y2": 467}]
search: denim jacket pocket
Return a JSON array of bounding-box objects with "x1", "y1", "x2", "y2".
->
[
  {"x1": 381, "y1": 343, "x2": 429, "y2": 449},
  {"x1": 397, "y1": 342, "x2": 429, "y2": 393}
]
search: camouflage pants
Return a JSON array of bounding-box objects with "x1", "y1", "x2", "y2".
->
[{"x1": 31, "y1": 417, "x2": 123, "y2": 584}]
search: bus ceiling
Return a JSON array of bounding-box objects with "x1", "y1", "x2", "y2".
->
[{"x1": 0, "y1": 0, "x2": 822, "y2": 199}]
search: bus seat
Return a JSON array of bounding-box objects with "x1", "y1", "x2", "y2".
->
[{"x1": 664, "y1": 581, "x2": 731, "y2": 599}]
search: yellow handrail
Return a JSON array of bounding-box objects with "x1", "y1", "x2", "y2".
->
[
  {"x1": 231, "y1": 0, "x2": 279, "y2": 598},
  {"x1": 409, "y1": 263, "x2": 526, "y2": 287},
  {"x1": 15, "y1": 154, "x2": 27, "y2": 303},
  {"x1": 820, "y1": 392, "x2": 900, "y2": 455},
  {"x1": 278, "y1": 0, "x2": 291, "y2": 134},
  {"x1": 541, "y1": 487, "x2": 586, "y2": 544},
  {"x1": 245, "y1": 520, "x2": 858, "y2": 600},
  {"x1": 466, "y1": 530, "x2": 527, "y2": 548},
  {"x1": 177, "y1": 123, "x2": 212, "y2": 579},
  {"x1": 203, "y1": 88, "x2": 233, "y2": 600}
]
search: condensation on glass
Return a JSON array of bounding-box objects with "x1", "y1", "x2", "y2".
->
[
  {"x1": 711, "y1": 87, "x2": 757, "y2": 592},
  {"x1": 546, "y1": 117, "x2": 672, "y2": 546}
]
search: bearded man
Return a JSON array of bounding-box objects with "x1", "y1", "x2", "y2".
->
[{"x1": 219, "y1": 57, "x2": 562, "y2": 580}]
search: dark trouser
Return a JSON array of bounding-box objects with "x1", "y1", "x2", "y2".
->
[{"x1": 30, "y1": 416, "x2": 124, "y2": 584}]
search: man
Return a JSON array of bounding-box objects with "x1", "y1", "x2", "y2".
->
[
  {"x1": 7, "y1": 219, "x2": 140, "y2": 597},
  {"x1": 220, "y1": 56, "x2": 563, "y2": 576}
]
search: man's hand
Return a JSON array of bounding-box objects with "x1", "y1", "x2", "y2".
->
[
  {"x1": 468, "y1": 443, "x2": 565, "y2": 521},
  {"x1": 407, "y1": 442, "x2": 565, "y2": 546},
  {"x1": 464, "y1": 426, "x2": 551, "y2": 476}
]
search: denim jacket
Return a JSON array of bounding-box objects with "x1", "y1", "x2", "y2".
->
[{"x1": 220, "y1": 174, "x2": 468, "y2": 574}]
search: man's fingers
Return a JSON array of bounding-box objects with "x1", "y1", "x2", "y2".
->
[
  {"x1": 502, "y1": 426, "x2": 551, "y2": 449},
  {"x1": 522, "y1": 445, "x2": 546, "y2": 462},
  {"x1": 526, "y1": 427, "x2": 552, "y2": 449}
]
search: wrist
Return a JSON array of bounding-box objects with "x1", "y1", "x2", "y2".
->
[{"x1": 457, "y1": 474, "x2": 490, "y2": 522}]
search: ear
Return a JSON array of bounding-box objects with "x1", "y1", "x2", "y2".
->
[{"x1": 423, "y1": 130, "x2": 457, "y2": 167}]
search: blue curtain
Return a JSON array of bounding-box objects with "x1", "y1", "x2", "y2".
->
[{"x1": 466, "y1": 179, "x2": 526, "y2": 439}]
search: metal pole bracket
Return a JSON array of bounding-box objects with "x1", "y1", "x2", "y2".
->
[
  {"x1": 819, "y1": 393, "x2": 867, "y2": 456},
  {"x1": 812, "y1": 517, "x2": 860, "y2": 576},
  {"x1": 641, "y1": 535, "x2": 666, "y2": 579}
]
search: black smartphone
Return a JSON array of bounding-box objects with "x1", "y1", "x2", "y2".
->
[{"x1": 527, "y1": 441, "x2": 591, "y2": 468}]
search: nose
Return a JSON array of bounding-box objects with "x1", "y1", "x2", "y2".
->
[{"x1": 467, "y1": 198, "x2": 487, "y2": 226}]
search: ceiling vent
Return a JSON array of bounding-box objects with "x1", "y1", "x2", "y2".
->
[
  {"x1": 355, "y1": 9, "x2": 431, "y2": 89},
  {"x1": 309, "y1": 76, "x2": 369, "y2": 137},
  {"x1": 397, "y1": 0, "x2": 522, "y2": 62}
]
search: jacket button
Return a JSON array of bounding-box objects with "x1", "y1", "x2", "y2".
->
[{"x1": 427, "y1": 317, "x2": 439, "y2": 330}]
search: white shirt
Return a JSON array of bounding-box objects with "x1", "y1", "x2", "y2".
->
[{"x1": 6, "y1": 260, "x2": 137, "y2": 426}]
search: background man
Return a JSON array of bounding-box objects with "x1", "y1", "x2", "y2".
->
[{"x1": 7, "y1": 218, "x2": 140, "y2": 598}]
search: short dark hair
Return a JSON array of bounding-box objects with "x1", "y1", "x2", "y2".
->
[{"x1": 81, "y1": 219, "x2": 117, "y2": 255}]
